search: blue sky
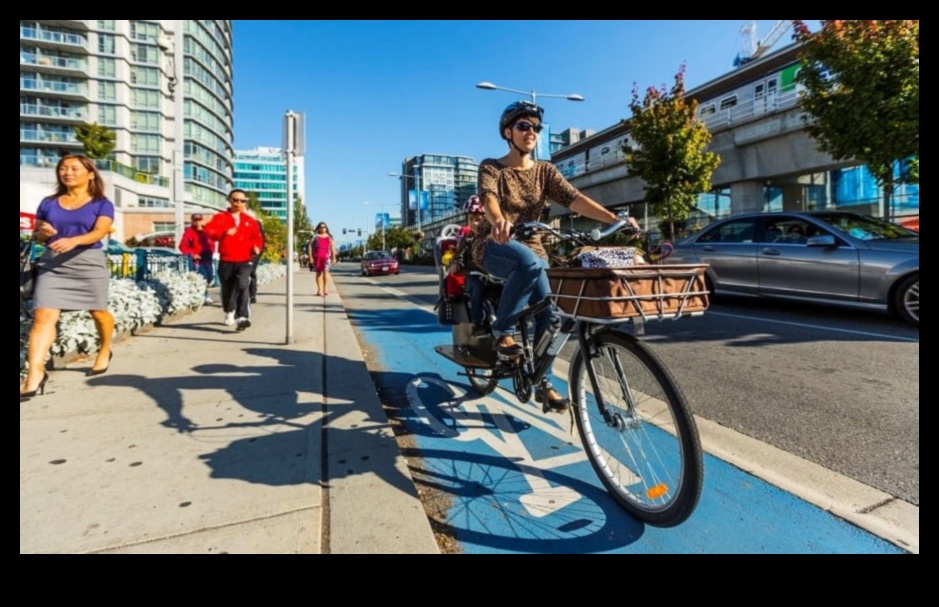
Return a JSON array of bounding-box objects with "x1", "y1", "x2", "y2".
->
[{"x1": 231, "y1": 20, "x2": 814, "y2": 245}]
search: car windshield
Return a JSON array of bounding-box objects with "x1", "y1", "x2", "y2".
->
[
  {"x1": 813, "y1": 213, "x2": 918, "y2": 241},
  {"x1": 366, "y1": 251, "x2": 393, "y2": 260}
]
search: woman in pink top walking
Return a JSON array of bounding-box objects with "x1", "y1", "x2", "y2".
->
[{"x1": 307, "y1": 222, "x2": 337, "y2": 296}]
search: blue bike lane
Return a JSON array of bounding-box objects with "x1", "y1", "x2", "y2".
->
[{"x1": 346, "y1": 298, "x2": 909, "y2": 554}]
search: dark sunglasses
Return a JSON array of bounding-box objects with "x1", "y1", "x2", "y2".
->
[
  {"x1": 513, "y1": 121, "x2": 544, "y2": 134},
  {"x1": 230, "y1": 198, "x2": 248, "y2": 203}
]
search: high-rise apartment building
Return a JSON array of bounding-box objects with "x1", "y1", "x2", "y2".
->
[
  {"x1": 19, "y1": 20, "x2": 234, "y2": 242},
  {"x1": 232, "y1": 147, "x2": 304, "y2": 222},
  {"x1": 398, "y1": 154, "x2": 478, "y2": 228}
]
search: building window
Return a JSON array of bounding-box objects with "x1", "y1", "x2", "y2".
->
[
  {"x1": 699, "y1": 103, "x2": 716, "y2": 117},
  {"x1": 130, "y1": 21, "x2": 160, "y2": 43},
  {"x1": 131, "y1": 66, "x2": 159, "y2": 86},
  {"x1": 131, "y1": 43, "x2": 160, "y2": 65},
  {"x1": 97, "y1": 20, "x2": 116, "y2": 31},
  {"x1": 131, "y1": 88, "x2": 159, "y2": 108},
  {"x1": 131, "y1": 110, "x2": 160, "y2": 131},
  {"x1": 719, "y1": 95, "x2": 738, "y2": 110},
  {"x1": 139, "y1": 195, "x2": 170, "y2": 207},
  {"x1": 98, "y1": 33, "x2": 116, "y2": 55},
  {"x1": 98, "y1": 81, "x2": 116, "y2": 101},
  {"x1": 135, "y1": 157, "x2": 162, "y2": 175},
  {"x1": 98, "y1": 104, "x2": 117, "y2": 125},
  {"x1": 132, "y1": 133, "x2": 160, "y2": 153},
  {"x1": 98, "y1": 57, "x2": 116, "y2": 79}
]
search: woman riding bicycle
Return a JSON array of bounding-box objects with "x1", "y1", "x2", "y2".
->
[{"x1": 471, "y1": 100, "x2": 636, "y2": 411}]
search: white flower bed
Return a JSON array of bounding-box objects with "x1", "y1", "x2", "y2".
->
[{"x1": 20, "y1": 263, "x2": 287, "y2": 379}]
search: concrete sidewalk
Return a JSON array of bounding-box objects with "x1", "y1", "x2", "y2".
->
[{"x1": 19, "y1": 269, "x2": 440, "y2": 554}]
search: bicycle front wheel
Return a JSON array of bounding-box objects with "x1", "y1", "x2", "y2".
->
[{"x1": 569, "y1": 330, "x2": 703, "y2": 527}]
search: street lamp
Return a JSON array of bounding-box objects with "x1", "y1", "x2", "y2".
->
[
  {"x1": 475, "y1": 81, "x2": 586, "y2": 106},
  {"x1": 387, "y1": 169, "x2": 423, "y2": 232},
  {"x1": 476, "y1": 81, "x2": 585, "y2": 160}
]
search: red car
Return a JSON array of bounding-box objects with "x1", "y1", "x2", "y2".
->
[{"x1": 361, "y1": 250, "x2": 400, "y2": 276}]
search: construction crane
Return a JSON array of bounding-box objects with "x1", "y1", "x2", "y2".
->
[{"x1": 734, "y1": 20, "x2": 792, "y2": 67}]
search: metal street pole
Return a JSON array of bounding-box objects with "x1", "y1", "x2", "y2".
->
[
  {"x1": 172, "y1": 21, "x2": 185, "y2": 248},
  {"x1": 283, "y1": 110, "x2": 304, "y2": 344}
]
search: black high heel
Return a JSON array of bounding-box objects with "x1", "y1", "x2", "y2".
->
[
  {"x1": 20, "y1": 371, "x2": 49, "y2": 400},
  {"x1": 87, "y1": 351, "x2": 113, "y2": 377}
]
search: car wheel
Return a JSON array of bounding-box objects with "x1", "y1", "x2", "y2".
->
[{"x1": 893, "y1": 273, "x2": 919, "y2": 326}]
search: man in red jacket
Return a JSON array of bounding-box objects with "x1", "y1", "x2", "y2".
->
[
  {"x1": 203, "y1": 189, "x2": 264, "y2": 331},
  {"x1": 178, "y1": 213, "x2": 216, "y2": 304}
]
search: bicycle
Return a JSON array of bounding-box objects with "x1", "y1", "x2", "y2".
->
[{"x1": 434, "y1": 216, "x2": 709, "y2": 527}]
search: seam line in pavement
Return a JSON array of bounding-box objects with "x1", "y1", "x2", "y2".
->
[{"x1": 319, "y1": 294, "x2": 331, "y2": 554}]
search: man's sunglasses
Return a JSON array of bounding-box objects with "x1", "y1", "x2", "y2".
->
[
  {"x1": 230, "y1": 198, "x2": 248, "y2": 203},
  {"x1": 513, "y1": 121, "x2": 544, "y2": 134}
]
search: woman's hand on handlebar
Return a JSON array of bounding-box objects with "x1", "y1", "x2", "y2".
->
[{"x1": 492, "y1": 217, "x2": 514, "y2": 244}]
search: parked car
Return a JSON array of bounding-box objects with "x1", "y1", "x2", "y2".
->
[
  {"x1": 668, "y1": 210, "x2": 919, "y2": 325},
  {"x1": 361, "y1": 250, "x2": 400, "y2": 276}
]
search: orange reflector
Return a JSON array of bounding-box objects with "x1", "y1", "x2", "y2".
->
[{"x1": 646, "y1": 484, "x2": 669, "y2": 499}]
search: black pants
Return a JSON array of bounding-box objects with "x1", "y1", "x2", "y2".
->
[
  {"x1": 249, "y1": 254, "x2": 260, "y2": 300},
  {"x1": 218, "y1": 260, "x2": 253, "y2": 319}
]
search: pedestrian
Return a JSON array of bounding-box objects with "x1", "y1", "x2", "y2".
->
[
  {"x1": 178, "y1": 212, "x2": 216, "y2": 303},
  {"x1": 203, "y1": 189, "x2": 264, "y2": 331},
  {"x1": 21, "y1": 154, "x2": 116, "y2": 400},
  {"x1": 244, "y1": 209, "x2": 265, "y2": 304},
  {"x1": 307, "y1": 222, "x2": 338, "y2": 296}
]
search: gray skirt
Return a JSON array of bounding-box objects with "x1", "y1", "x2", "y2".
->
[{"x1": 32, "y1": 247, "x2": 109, "y2": 311}]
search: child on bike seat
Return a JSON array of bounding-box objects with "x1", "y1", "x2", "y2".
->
[{"x1": 448, "y1": 195, "x2": 486, "y2": 332}]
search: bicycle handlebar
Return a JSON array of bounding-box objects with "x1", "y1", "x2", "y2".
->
[{"x1": 512, "y1": 217, "x2": 640, "y2": 245}]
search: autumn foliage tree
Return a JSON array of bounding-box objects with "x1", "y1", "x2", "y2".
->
[
  {"x1": 793, "y1": 20, "x2": 919, "y2": 221},
  {"x1": 621, "y1": 65, "x2": 720, "y2": 241}
]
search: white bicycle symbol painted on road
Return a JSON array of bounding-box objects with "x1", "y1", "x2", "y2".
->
[{"x1": 406, "y1": 376, "x2": 594, "y2": 519}]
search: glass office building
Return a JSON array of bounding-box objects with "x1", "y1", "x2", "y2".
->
[
  {"x1": 398, "y1": 154, "x2": 479, "y2": 228},
  {"x1": 233, "y1": 147, "x2": 304, "y2": 222}
]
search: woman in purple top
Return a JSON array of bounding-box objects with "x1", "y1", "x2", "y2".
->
[{"x1": 21, "y1": 155, "x2": 116, "y2": 400}]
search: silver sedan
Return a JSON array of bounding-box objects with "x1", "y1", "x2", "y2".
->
[{"x1": 668, "y1": 210, "x2": 919, "y2": 325}]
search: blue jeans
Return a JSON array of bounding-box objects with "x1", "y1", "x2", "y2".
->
[
  {"x1": 195, "y1": 262, "x2": 213, "y2": 291},
  {"x1": 482, "y1": 239, "x2": 553, "y2": 343}
]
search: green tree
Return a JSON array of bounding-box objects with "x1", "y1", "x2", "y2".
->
[
  {"x1": 259, "y1": 214, "x2": 286, "y2": 263},
  {"x1": 793, "y1": 20, "x2": 919, "y2": 222},
  {"x1": 246, "y1": 191, "x2": 264, "y2": 216},
  {"x1": 621, "y1": 65, "x2": 720, "y2": 242},
  {"x1": 74, "y1": 123, "x2": 116, "y2": 160},
  {"x1": 293, "y1": 195, "x2": 313, "y2": 252}
]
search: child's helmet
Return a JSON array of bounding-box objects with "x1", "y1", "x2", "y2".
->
[{"x1": 463, "y1": 194, "x2": 484, "y2": 214}]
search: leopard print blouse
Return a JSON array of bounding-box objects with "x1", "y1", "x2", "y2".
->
[{"x1": 471, "y1": 158, "x2": 580, "y2": 268}]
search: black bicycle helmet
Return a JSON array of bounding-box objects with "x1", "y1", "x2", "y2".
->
[{"x1": 499, "y1": 101, "x2": 544, "y2": 139}]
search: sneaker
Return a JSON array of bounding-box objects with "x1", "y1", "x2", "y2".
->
[
  {"x1": 236, "y1": 317, "x2": 251, "y2": 331},
  {"x1": 250, "y1": 297, "x2": 257, "y2": 304},
  {"x1": 204, "y1": 294, "x2": 213, "y2": 304},
  {"x1": 223, "y1": 311, "x2": 235, "y2": 326}
]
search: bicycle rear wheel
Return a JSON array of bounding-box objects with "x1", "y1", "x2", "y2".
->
[
  {"x1": 466, "y1": 367, "x2": 499, "y2": 395},
  {"x1": 569, "y1": 330, "x2": 703, "y2": 527}
]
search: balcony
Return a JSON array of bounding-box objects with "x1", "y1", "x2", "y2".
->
[
  {"x1": 19, "y1": 26, "x2": 88, "y2": 51},
  {"x1": 97, "y1": 158, "x2": 170, "y2": 188},
  {"x1": 20, "y1": 76, "x2": 89, "y2": 100},
  {"x1": 20, "y1": 50, "x2": 88, "y2": 75},
  {"x1": 20, "y1": 102, "x2": 87, "y2": 122}
]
